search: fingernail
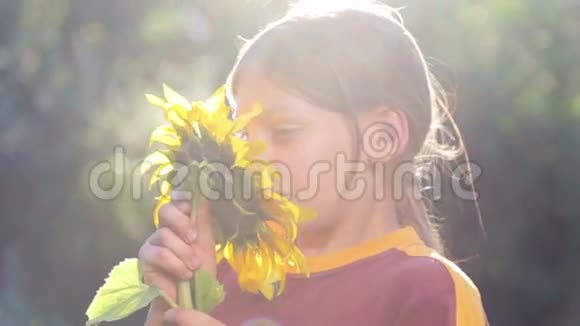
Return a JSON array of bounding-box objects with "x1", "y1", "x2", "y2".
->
[{"x1": 186, "y1": 229, "x2": 197, "y2": 244}]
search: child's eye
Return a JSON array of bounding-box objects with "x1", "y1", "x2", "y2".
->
[{"x1": 272, "y1": 123, "x2": 303, "y2": 137}]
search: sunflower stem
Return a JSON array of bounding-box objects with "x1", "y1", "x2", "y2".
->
[
  {"x1": 177, "y1": 281, "x2": 193, "y2": 309},
  {"x1": 175, "y1": 181, "x2": 203, "y2": 310},
  {"x1": 176, "y1": 189, "x2": 204, "y2": 309}
]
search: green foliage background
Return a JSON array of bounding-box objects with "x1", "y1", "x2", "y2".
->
[{"x1": 0, "y1": 1, "x2": 579, "y2": 325}]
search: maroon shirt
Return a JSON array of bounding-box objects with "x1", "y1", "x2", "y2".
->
[{"x1": 211, "y1": 227, "x2": 486, "y2": 326}]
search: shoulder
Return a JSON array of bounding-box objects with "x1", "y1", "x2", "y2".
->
[
  {"x1": 391, "y1": 248, "x2": 480, "y2": 299},
  {"x1": 388, "y1": 245, "x2": 487, "y2": 326}
]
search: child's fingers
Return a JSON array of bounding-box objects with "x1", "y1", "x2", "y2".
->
[
  {"x1": 173, "y1": 200, "x2": 191, "y2": 216},
  {"x1": 158, "y1": 203, "x2": 197, "y2": 245},
  {"x1": 139, "y1": 242, "x2": 193, "y2": 281},
  {"x1": 171, "y1": 190, "x2": 192, "y2": 216},
  {"x1": 166, "y1": 190, "x2": 215, "y2": 275},
  {"x1": 169, "y1": 190, "x2": 213, "y2": 251},
  {"x1": 148, "y1": 227, "x2": 200, "y2": 271}
]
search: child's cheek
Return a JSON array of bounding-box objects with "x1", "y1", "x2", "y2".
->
[{"x1": 282, "y1": 147, "x2": 335, "y2": 203}]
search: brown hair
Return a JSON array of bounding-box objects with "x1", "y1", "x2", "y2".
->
[{"x1": 227, "y1": 1, "x2": 471, "y2": 253}]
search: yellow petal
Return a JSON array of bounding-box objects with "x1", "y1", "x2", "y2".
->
[
  {"x1": 266, "y1": 252, "x2": 286, "y2": 297},
  {"x1": 231, "y1": 138, "x2": 251, "y2": 168},
  {"x1": 287, "y1": 218, "x2": 298, "y2": 242},
  {"x1": 167, "y1": 110, "x2": 188, "y2": 129},
  {"x1": 259, "y1": 283, "x2": 275, "y2": 300},
  {"x1": 233, "y1": 158, "x2": 250, "y2": 169},
  {"x1": 148, "y1": 163, "x2": 174, "y2": 190},
  {"x1": 215, "y1": 244, "x2": 224, "y2": 263},
  {"x1": 203, "y1": 85, "x2": 229, "y2": 116},
  {"x1": 241, "y1": 248, "x2": 260, "y2": 287},
  {"x1": 145, "y1": 94, "x2": 165, "y2": 107},
  {"x1": 264, "y1": 220, "x2": 287, "y2": 240},
  {"x1": 287, "y1": 247, "x2": 309, "y2": 275},
  {"x1": 277, "y1": 273, "x2": 287, "y2": 296},
  {"x1": 141, "y1": 152, "x2": 170, "y2": 174},
  {"x1": 168, "y1": 103, "x2": 191, "y2": 120},
  {"x1": 230, "y1": 136, "x2": 247, "y2": 155},
  {"x1": 222, "y1": 242, "x2": 235, "y2": 266},
  {"x1": 246, "y1": 140, "x2": 266, "y2": 159},
  {"x1": 237, "y1": 262, "x2": 259, "y2": 293},
  {"x1": 149, "y1": 124, "x2": 180, "y2": 148},
  {"x1": 187, "y1": 104, "x2": 202, "y2": 122},
  {"x1": 262, "y1": 221, "x2": 295, "y2": 257},
  {"x1": 153, "y1": 195, "x2": 171, "y2": 227},
  {"x1": 231, "y1": 103, "x2": 262, "y2": 134},
  {"x1": 163, "y1": 84, "x2": 190, "y2": 108},
  {"x1": 160, "y1": 180, "x2": 172, "y2": 197},
  {"x1": 254, "y1": 248, "x2": 269, "y2": 282},
  {"x1": 258, "y1": 242, "x2": 285, "y2": 296},
  {"x1": 280, "y1": 200, "x2": 300, "y2": 223},
  {"x1": 213, "y1": 121, "x2": 235, "y2": 143},
  {"x1": 261, "y1": 167, "x2": 273, "y2": 189}
]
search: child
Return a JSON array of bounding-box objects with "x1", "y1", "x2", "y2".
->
[{"x1": 139, "y1": 2, "x2": 487, "y2": 325}]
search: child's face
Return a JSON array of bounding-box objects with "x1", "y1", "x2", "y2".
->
[{"x1": 234, "y1": 72, "x2": 359, "y2": 231}]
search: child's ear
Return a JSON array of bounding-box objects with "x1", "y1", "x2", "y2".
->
[{"x1": 359, "y1": 106, "x2": 410, "y2": 163}]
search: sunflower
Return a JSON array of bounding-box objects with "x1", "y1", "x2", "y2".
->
[{"x1": 141, "y1": 84, "x2": 315, "y2": 299}]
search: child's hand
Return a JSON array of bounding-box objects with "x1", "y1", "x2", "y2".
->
[
  {"x1": 163, "y1": 308, "x2": 225, "y2": 325},
  {"x1": 139, "y1": 192, "x2": 217, "y2": 325}
]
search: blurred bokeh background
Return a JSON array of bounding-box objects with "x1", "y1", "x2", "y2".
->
[{"x1": 1, "y1": 0, "x2": 579, "y2": 325}]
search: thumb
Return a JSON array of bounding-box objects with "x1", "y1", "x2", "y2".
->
[{"x1": 173, "y1": 197, "x2": 213, "y2": 251}]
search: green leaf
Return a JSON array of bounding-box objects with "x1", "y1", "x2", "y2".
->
[
  {"x1": 86, "y1": 258, "x2": 160, "y2": 325},
  {"x1": 192, "y1": 270, "x2": 226, "y2": 313}
]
